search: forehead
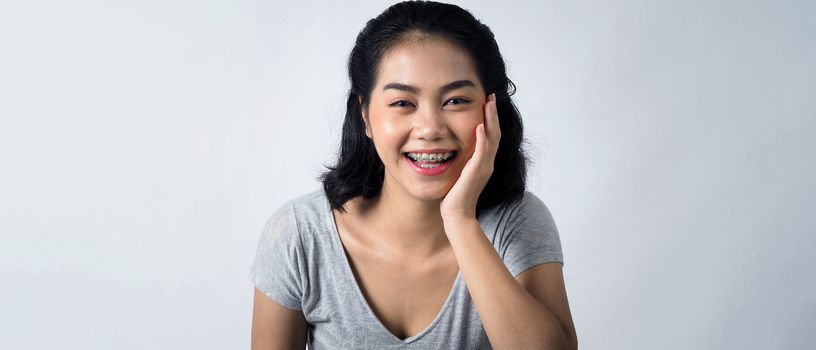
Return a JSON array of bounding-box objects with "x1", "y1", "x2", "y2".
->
[{"x1": 374, "y1": 37, "x2": 481, "y2": 91}]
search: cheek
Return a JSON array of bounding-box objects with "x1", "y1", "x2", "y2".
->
[
  {"x1": 369, "y1": 117, "x2": 409, "y2": 155},
  {"x1": 378, "y1": 119, "x2": 404, "y2": 138},
  {"x1": 456, "y1": 114, "x2": 484, "y2": 156}
]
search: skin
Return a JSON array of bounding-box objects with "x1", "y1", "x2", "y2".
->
[
  {"x1": 252, "y1": 36, "x2": 577, "y2": 349},
  {"x1": 358, "y1": 36, "x2": 486, "y2": 256}
]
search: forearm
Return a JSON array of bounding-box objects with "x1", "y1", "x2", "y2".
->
[{"x1": 444, "y1": 218, "x2": 572, "y2": 349}]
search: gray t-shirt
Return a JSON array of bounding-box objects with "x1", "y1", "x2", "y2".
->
[{"x1": 249, "y1": 189, "x2": 563, "y2": 349}]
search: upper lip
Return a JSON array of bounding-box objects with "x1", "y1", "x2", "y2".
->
[{"x1": 403, "y1": 148, "x2": 457, "y2": 154}]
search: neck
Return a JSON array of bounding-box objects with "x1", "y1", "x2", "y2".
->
[{"x1": 360, "y1": 179, "x2": 450, "y2": 258}]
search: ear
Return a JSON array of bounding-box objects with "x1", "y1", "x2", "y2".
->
[{"x1": 359, "y1": 96, "x2": 372, "y2": 139}]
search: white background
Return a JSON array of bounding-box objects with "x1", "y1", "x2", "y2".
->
[{"x1": 1, "y1": 0, "x2": 813, "y2": 349}]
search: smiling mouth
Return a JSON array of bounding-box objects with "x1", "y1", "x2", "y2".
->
[{"x1": 402, "y1": 151, "x2": 457, "y2": 168}]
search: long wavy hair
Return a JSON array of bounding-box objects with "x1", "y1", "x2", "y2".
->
[{"x1": 320, "y1": 0, "x2": 528, "y2": 216}]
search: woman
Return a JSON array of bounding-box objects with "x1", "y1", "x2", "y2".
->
[{"x1": 250, "y1": 1, "x2": 577, "y2": 348}]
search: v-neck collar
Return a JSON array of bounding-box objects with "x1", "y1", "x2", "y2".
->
[{"x1": 319, "y1": 191, "x2": 462, "y2": 344}]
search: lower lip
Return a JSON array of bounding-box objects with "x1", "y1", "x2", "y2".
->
[{"x1": 404, "y1": 155, "x2": 453, "y2": 176}]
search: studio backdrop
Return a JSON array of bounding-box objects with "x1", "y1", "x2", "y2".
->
[{"x1": 0, "y1": 0, "x2": 813, "y2": 349}]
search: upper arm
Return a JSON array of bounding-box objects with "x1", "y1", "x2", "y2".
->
[
  {"x1": 250, "y1": 202, "x2": 308, "y2": 349},
  {"x1": 515, "y1": 263, "x2": 578, "y2": 349},
  {"x1": 251, "y1": 287, "x2": 308, "y2": 350}
]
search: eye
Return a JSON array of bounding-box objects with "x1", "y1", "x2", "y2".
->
[
  {"x1": 445, "y1": 97, "x2": 472, "y2": 106},
  {"x1": 389, "y1": 100, "x2": 415, "y2": 108}
]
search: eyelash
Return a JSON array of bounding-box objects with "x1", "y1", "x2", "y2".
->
[{"x1": 389, "y1": 97, "x2": 472, "y2": 108}]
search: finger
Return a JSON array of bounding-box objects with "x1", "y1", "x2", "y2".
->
[
  {"x1": 465, "y1": 123, "x2": 484, "y2": 167},
  {"x1": 468, "y1": 123, "x2": 486, "y2": 165},
  {"x1": 490, "y1": 94, "x2": 501, "y2": 140},
  {"x1": 483, "y1": 94, "x2": 493, "y2": 133},
  {"x1": 484, "y1": 94, "x2": 500, "y2": 142}
]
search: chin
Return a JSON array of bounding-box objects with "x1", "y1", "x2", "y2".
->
[{"x1": 408, "y1": 183, "x2": 453, "y2": 202}]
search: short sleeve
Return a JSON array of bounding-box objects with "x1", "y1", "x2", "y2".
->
[
  {"x1": 249, "y1": 201, "x2": 305, "y2": 310},
  {"x1": 500, "y1": 192, "x2": 564, "y2": 277}
]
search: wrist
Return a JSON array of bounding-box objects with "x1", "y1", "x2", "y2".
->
[{"x1": 442, "y1": 214, "x2": 479, "y2": 229}]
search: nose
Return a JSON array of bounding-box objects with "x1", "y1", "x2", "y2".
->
[{"x1": 413, "y1": 106, "x2": 449, "y2": 141}]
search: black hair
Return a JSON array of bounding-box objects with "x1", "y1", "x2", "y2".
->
[{"x1": 320, "y1": 0, "x2": 528, "y2": 215}]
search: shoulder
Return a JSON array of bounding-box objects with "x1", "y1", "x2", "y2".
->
[
  {"x1": 267, "y1": 188, "x2": 326, "y2": 221},
  {"x1": 479, "y1": 191, "x2": 553, "y2": 224},
  {"x1": 252, "y1": 191, "x2": 328, "y2": 311},
  {"x1": 289, "y1": 188, "x2": 331, "y2": 230},
  {"x1": 261, "y1": 189, "x2": 325, "y2": 238},
  {"x1": 507, "y1": 191, "x2": 558, "y2": 233},
  {"x1": 506, "y1": 190, "x2": 548, "y2": 211},
  {"x1": 263, "y1": 188, "x2": 335, "y2": 251},
  {"x1": 514, "y1": 191, "x2": 555, "y2": 223},
  {"x1": 491, "y1": 191, "x2": 565, "y2": 274},
  {"x1": 480, "y1": 191, "x2": 562, "y2": 251}
]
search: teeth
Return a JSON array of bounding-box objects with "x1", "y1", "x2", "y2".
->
[{"x1": 407, "y1": 151, "x2": 454, "y2": 162}]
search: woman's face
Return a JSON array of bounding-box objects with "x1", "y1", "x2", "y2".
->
[{"x1": 363, "y1": 37, "x2": 487, "y2": 202}]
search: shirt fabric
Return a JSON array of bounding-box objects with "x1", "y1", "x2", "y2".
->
[{"x1": 249, "y1": 188, "x2": 564, "y2": 349}]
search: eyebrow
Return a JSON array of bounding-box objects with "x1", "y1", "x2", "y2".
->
[{"x1": 382, "y1": 79, "x2": 476, "y2": 94}]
